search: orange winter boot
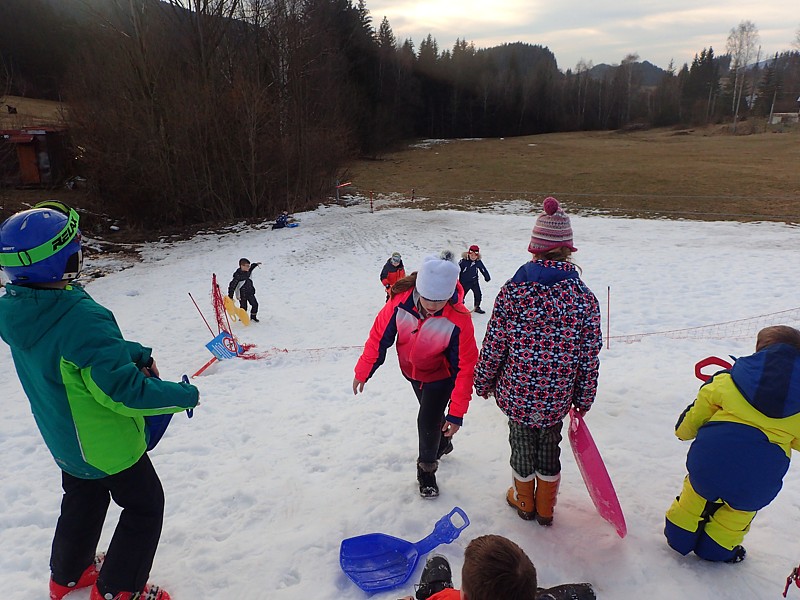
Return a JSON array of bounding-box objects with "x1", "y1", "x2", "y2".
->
[
  {"x1": 506, "y1": 472, "x2": 536, "y2": 520},
  {"x1": 534, "y1": 473, "x2": 561, "y2": 526},
  {"x1": 49, "y1": 554, "x2": 104, "y2": 600},
  {"x1": 89, "y1": 583, "x2": 171, "y2": 600}
]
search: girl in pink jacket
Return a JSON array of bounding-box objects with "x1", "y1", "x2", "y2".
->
[{"x1": 353, "y1": 255, "x2": 478, "y2": 498}]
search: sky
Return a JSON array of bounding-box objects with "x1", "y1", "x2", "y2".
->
[
  {"x1": 366, "y1": 0, "x2": 799, "y2": 71},
  {"x1": 2, "y1": 190, "x2": 800, "y2": 599}
]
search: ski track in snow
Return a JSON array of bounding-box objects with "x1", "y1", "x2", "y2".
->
[{"x1": 1, "y1": 201, "x2": 799, "y2": 599}]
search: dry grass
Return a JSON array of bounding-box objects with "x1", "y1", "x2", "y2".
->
[
  {"x1": 0, "y1": 95, "x2": 69, "y2": 129},
  {"x1": 345, "y1": 126, "x2": 800, "y2": 222}
]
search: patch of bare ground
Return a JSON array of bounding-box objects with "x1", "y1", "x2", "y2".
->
[{"x1": 344, "y1": 125, "x2": 800, "y2": 222}]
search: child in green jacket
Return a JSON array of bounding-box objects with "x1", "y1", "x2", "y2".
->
[{"x1": 0, "y1": 202, "x2": 199, "y2": 600}]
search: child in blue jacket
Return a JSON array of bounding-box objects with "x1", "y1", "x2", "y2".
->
[
  {"x1": 665, "y1": 325, "x2": 800, "y2": 563},
  {"x1": 458, "y1": 244, "x2": 490, "y2": 313}
]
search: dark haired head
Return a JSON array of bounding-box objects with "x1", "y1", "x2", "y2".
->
[
  {"x1": 461, "y1": 535, "x2": 537, "y2": 600},
  {"x1": 756, "y1": 325, "x2": 800, "y2": 352}
]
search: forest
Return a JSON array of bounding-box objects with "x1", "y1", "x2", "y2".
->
[{"x1": 1, "y1": 0, "x2": 799, "y2": 226}]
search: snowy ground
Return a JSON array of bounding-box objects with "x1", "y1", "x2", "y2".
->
[{"x1": 2, "y1": 200, "x2": 800, "y2": 600}]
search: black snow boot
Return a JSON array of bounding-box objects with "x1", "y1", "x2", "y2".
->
[
  {"x1": 473, "y1": 306, "x2": 485, "y2": 314},
  {"x1": 725, "y1": 545, "x2": 746, "y2": 563},
  {"x1": 251, "y1": 314, "x2": 259, "y2": 322},
  {"x1": 417, "y1": 461, "x2": 439, "y2": 498},
  {"x1": 436, "y1": 435, "x2": 453, "y2": 460},
  {"x1": 536, "y1": 583, "x2": 596, "y2": 600},
  {"x1": 415, "y1": 555, "x2": 453, "y2": 600}
]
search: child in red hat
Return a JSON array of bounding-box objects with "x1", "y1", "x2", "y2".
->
[{"x1": 458, "y1": 245, "x2": 491, "y2": 314}]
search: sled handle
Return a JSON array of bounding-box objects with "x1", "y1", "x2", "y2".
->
[
  {"x1": 414, "y1": 507, "x2": 470, "y2": 556},
  {"x1": 182, "y1": 375, "x2": 194, "y2": 418},
  {"x1": 694, "y1": 356, "x2": 732, "y2": 382},
  {"x1": 569, "y1": 407, "x2": 582, "y2": 432}
]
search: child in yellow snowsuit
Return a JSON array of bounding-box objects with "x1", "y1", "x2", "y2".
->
[{"x1": 665, "y1": 325, "x2": 800, "y2": 563}]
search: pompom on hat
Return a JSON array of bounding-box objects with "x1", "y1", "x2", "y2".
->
[
  {"x1": 416, "y1": 254, "x2": 459, "y2": 301},
  {"x1": 528, "y1": 197, "x2": 577, "y2": 254}
]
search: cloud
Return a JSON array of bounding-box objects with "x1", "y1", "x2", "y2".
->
[{"x1": 366, "y1": 0, "x2": 797, "y2": 70}]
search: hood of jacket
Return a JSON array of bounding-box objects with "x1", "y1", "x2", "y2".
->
[
  {"x1": 730, "y1": 343, "x2": 800, "y2": 419},
  {"x1": 0, "y1": 283, "x2": 87, "y2": 350},
  {"x1": 511, "y1": 260, "x2": 578, "y2": 286}
]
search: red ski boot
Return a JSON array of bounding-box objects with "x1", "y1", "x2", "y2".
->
[
  {"x1": 89, "y1": 583, "x2": 171, "y2": 600},
  {"x1": 49, "y1": 554, "x2": 104, "y2": 600}
]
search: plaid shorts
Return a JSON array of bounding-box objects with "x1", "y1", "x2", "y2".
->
[{"x1": 508, "y1": 419, "x2": 563, "y2": 478}]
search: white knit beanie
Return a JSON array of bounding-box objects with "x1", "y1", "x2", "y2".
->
[{"x1": 416, "y1": 254, "x2": 459, "y2": 301}]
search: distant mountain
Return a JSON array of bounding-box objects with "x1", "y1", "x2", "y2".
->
[
  {"x1": 479, "y1": 42, "x2": 558, "y2": 73},
  {"x1": 587, "y1": 60, "x2": 669, "y2": 87}
]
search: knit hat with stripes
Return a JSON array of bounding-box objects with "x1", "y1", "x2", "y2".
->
[{"x1": 528, "y1": 197, "x2": 577, "y2": 254}]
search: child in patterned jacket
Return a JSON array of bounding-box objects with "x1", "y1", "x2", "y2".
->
[{"x1": 474, "y1": 197, "x2": 602, "y2": 526}]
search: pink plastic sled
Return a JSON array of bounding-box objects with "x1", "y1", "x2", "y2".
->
[{"x1": 568, "y1": 408, "x2": 627, "y2": 538}]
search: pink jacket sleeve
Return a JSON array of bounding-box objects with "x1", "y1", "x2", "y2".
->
[{"x1": 354, "y1": 293, "x2": 403, "y2": 383}]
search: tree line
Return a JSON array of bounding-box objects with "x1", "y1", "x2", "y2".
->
[{"x1": 1, "y1": 1, "x2": 799, "y2": 227}]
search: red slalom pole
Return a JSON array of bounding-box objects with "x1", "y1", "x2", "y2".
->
[
  {"x1": 192, "y1": 356, "x2": 218, "y2": 378},
  {"x1": 189, "y1": 292, "x2": 215, "y2": 336}
]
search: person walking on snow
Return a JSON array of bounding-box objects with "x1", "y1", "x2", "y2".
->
[
  {"x1": 664, "y1": 325, "x2": 800, "y2": 564},
  {"x1": 474, "y1": 197, "x2": 602, "y2": 526},
  {"x1": 458, "y1": 245, "x2": 490, "y2": 313},
  {"x1": 380, "y1": 251, "x2": 406, "y2": 301},
  {"x1": 353, "y1": 254, "x2": 478, "y2": 498},
  {"x1": 0, "y1": 202, "x2": 199, "y2": 600},
  {"x1": 228, "y1": 258, "x2": 261, "y2": 322}
]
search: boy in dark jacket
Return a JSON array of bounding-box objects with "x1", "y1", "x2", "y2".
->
[
  {"x1": 458, "y1": 245, "x2": 490, "y2": 313},
  {"x1": 665, "y1": 325, "x2": 800, "y2": 563},
  {"x1": 0, "y1": 202, "x2": 199, "y2": 600},
  {"x1": 228, "y1": 258, "x2": 261, "y2": 322}
]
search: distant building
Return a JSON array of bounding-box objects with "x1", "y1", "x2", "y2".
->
[{"x1": 0, "y1": 127, "x2": 69, "y2": 187}]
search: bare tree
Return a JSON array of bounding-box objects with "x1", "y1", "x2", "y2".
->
[
  {"x1": 794, "y1": 25, "x2": 800, "y2": 49},
  {"x1": 622, "y1": 52, "x2": 639, "y2": 124},
  {"x1": 726, "y1": 20, "x2": 759, "y2": 133},
  {"x1": 574, "y1": 59, "x2": 593, "y2": 127}
]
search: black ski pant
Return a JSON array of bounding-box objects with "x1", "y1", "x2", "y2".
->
[
  {"x1": 240, "y1": 292, "x2": 258, "y2": 317},
  {"x1": 50, "y1": 453, "x2": 164, "y2": 596},
  {"x1": 410, "y1": 378, "x2": 454, "y2": 465},
  {"x1": 462, "y1": 280, "x2": 482, "y2": 307}
]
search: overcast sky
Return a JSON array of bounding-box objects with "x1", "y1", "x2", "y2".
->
[{"x1": 366, "y1": 0, "x2": 798, "y2": 71}]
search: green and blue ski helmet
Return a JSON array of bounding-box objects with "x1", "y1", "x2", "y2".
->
[{"x1": 0, "y1": 201, "x2": 83, "y2": 284}]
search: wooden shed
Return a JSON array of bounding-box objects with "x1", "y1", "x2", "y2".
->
[{"x1": 0, "y1": 127, "x2": 69, "y2": 187}]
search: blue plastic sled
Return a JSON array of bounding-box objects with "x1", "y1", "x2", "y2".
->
[{"x1": 339, "y1": 506, "x2": 469, "y2": 593}]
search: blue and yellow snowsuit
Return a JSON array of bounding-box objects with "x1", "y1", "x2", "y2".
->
[{"x1": 665, "y1": 343, "x2": 800, "y2": 561}]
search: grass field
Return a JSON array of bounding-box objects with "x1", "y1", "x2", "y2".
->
[
  {"x1": 0, "y1": 95, "x2": 68, "y2": 129},
  {"x1": 345, "y1": 127, "x2": 800, "y2": 222}
]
